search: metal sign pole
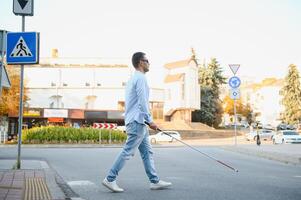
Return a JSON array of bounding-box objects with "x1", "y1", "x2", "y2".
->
[
  {"x1": 17, "y1": 15, "x2": 25, "y2": 169},
  {"x1": 234, "y1": 99, "x2": 237, "y2": 146},
  {"x1": 228, "y1": 64, "x2": 240, "y2": 147},
  {"x1": 0, "y1": 32, "x2": 4, "y2": 96},
  {"x1": 0, "y1": 31, "x2": 6, "y2": 97},
  {"x1": 0, "y1": 63, "x2": 3, "y2": 97}
]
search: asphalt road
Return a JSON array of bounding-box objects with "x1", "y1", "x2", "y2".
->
[{"x1": 1, "y1": 146, "x2": 301, "y2": 200}]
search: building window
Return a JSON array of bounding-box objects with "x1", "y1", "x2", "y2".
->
[
  {"x1": 85, "y1": 82, "x2": 90, "y2": 87},
  {"x1": 85, "y1": 95, "x2": 97, "y2": 109},
  {"x1": 51, "y1": 82, "x2": 56, "y2": 87},
  {"x1": 122, "y1": 82, "x2": 126, "y2": 86},
  {"x1": 97, "y1": 83, "x2": 101, "y2": 87},
  {"x1": 63, "y1": 83, "x2": 68, "y2": 87},
  {"x1": 49, "y1": 95, "x2": 63, "y2": 108},
  {"x1": 150, "y1": 102, "x2": 164, "y2": 120}
]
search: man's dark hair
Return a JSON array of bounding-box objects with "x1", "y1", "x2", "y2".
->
[{"x1": 132, "y1": 52, "x2": 145, "y2": 68}]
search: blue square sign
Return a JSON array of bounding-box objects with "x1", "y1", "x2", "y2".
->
[{"x1": 6, "y1": 32, "x2": 39, "y2": 64}]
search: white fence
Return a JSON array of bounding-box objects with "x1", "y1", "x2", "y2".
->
[{"x1": 0, "y1": 117, "x2": 9, "y2": 144}]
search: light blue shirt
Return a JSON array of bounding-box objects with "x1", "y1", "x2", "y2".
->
[{"x1": 124, "y1": 71, "x2": 153, "y2": 125}]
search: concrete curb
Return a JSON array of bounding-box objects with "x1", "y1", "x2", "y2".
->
[
  {"x1": 0, "y1": 143, "x2": 185, "y2": 148},
  {"x1": 221, "y1": 146, "x2": 301, "y2": 165},
  {"x1": 0, "y1": 144, "x2": 124, "y2": 148},
  {"x1": 42, "y1": 160, "x2": 85, "y2": 200},
  {"x1": 44, "y1": 168, "x2": 66, "y2": 200}
]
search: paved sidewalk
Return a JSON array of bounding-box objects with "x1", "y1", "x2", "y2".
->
[
  {"x1": 0, "y1": 170, "x2": 51, "y2": 200},
  {"x1": 0, "y1": 160, "x2": 69, "y2": 200}
]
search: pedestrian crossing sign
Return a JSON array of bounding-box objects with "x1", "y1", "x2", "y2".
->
[{"x1": 6, "y1": 32, "x2": 39, "y2": 64}]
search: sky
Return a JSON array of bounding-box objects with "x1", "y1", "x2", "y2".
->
[{"x1": 1, "y1": 0, "x2": 301, "y2": 84}]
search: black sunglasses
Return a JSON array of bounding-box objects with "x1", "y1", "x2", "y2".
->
[{"x1": 141, "y1": 59, "x2": 149, "y2": 64}]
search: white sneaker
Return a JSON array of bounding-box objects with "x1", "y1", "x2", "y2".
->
[
  {"x1": 150, "y1": 180, "x2": 172, "y2": 190},
  {"x1": 102, "y1": 178, "x2": 124, "y2": 192}
]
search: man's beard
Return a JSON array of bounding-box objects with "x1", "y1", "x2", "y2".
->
[{"x1": 144, "y1": 67, "x2": 149, "y2": 72}]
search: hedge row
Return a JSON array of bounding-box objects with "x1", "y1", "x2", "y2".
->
[{"x1": 22, "y1": 126, "x2": 127, "y2": 144}]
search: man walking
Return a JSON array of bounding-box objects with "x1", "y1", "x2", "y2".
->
[{"x1": 102, "y1": 52, "x2": 172, "y2": 192}]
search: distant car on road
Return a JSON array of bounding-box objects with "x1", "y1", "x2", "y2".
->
[
  {"x1": 149, "y1": 131, "x2": 181, "y2": 144},
  {"x1": 272, "y1": 130, "x2": 301, "y2": 144},
  {"x1": 276, "y1": 123, "x2": 295, "y2": 131},
  {"x1": 251, "y1": 122, "x2": 263, "y2": 129},
  {"x1": 263, "y1": 124, "x2": 274, "y2": 130},
  {"x1": 241, "y1": 121, "x2": 249, "y2": 128},
  {"x1": 116, "y1": 126, "x2": 126, "y2": 133},
  {"x1": 297, "y1": 124, "x2": 301, "y2": 134},
  {"x1": 246, "y1": 129, "x2": 276, "y2": 141}
]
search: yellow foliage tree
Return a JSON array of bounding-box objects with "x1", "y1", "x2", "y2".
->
[
  {"x1": 0, "y1": 65, "x2": 29, "y2": 116},
  {"x1": 223, "y1": 95, "x2": 253, "y2": 123}
]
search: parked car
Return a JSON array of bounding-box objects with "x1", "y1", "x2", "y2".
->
[
  {"x1": 272, "y1": 130, "x2": 301, "y2": 144},
  {"x1": 263, "y1": 124, "x2": 274, "y2": 130},
  {"x1": 276, "y1": 123, "x2": 295, "y2": 131},
  {"x1": 276, "y1": 123, "x2": 287, "y2": 131},
  {"x1": 297, "y1": 124, "x2": 301, "y2": 134},
  {"x1": 251, "y1": 122, "x2": 263, "y2": 129},
  {"x1": 116, "y1": 126, "x2": 126, "y2": 133},
  {"x1": 241, "y1": 121, "x2": 249, "y2": 128},
  {"x1": 149, "y1": 131, "x2": 181, "y2": 143},
  {"x1": 246, "y1": 129, "x2": 276, "y2": 141}
]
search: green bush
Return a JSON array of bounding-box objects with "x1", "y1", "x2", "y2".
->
[{"x1": 22, "y1": 126, "x2": 127, "y2": 144}]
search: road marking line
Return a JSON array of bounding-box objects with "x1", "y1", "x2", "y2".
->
[{"x1": 68, "y1": 180, "x2": 95, "y2": 186}]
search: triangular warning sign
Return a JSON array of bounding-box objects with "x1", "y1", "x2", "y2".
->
[
  {"x1": 10, "y1": 36, "x2": 33, "y2": 57},
  {"x1": 17, "y1": 0, "x2": 29, "y2": 9},
  {"x1": 229, "y1": 64, "x2": 240, "y2": 75}
]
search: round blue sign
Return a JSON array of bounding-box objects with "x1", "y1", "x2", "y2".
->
[{"x1": 229, "y1": 76, "x2": 241, "y2": 88}]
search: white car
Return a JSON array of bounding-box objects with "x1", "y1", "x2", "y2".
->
[
  {"x1": 149, "y1": 131, "x2": 181, "y2": 143},
  {"x1": 246, "y1": 129, "x2": 276, "y2": 141},
  {"x1": 272, "y1": 130, "x2": 301, "y2": 144},
  {"x1": 263, "y1": 124, "x2": 274, "y2": 130},
  {"x1": 116, "y1": 126, "x2": 126, "y2": 133}
]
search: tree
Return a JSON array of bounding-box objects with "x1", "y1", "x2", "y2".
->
[
  {"x1": 223, "y1": 95, "x2": 254, "y2": 124},
  {"x1": 192, "y1": 58, "x2": 226, "y2": 127},
  {"x1": 280, "y1": 64, "x2": 301, "y2": 125},
  {"x1": 192, "y1": 87, "x2": 215, "y2": 124},
  {"x1": 0, "y1": 65, "x2": 29, "y2": 116}
]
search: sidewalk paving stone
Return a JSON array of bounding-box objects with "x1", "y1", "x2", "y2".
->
[{"x1": 0, "y1": 160, "x2": 68, "y2": 200}]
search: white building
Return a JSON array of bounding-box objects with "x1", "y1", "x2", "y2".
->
[
  {"x1": 163, "y1": 58, "x2": 200, "y2": 122},
  {"x1": 26, "y1": 64, "x2": 131, "y2": 110},
  {"x1": 8, "y1": 56, "x2": 164, "y2": 127},
  {"x1": 241, "y1": 78, "x2": 283, "y2": 126},
  {"x1": 8, "y1": 52, "x2": 200, "y2": 132}
]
